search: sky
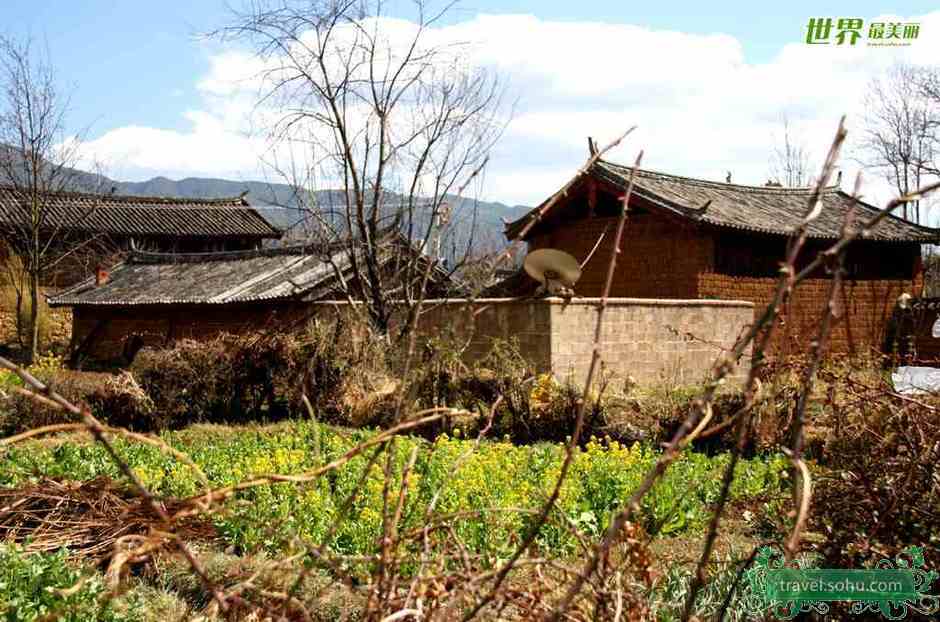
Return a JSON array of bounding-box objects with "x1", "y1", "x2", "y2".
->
[{"x1": 3, "y1": 0, "x2": 940, "y2": 208}]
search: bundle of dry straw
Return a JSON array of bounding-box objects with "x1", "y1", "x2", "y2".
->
[{"x1": 0, "y1": 476, "x2": 215, "y2": 560}]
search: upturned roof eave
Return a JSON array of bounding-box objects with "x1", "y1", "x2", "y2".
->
[{"x1": 504, "y1": 162, "x2": 940, "y2": 244}]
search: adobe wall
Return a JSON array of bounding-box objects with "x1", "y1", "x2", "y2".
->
[
  {"x1": 71, "y1": 297, "x2": 754, "y2": 387},
  {"x1": 546, "y1": 298, "x2": 753, "y2": 385},
  {"x1": 526, "y1": 212, "x2": 921, "y2": 358},
  {"x1": 529, "y1": 214, "x2": 712, "y2": 299},
  {"x1": 345, "y1": 298, "x2": 553, "y2": 372},
  {"x1": 394, "y1": 298, "x2": 752, "y2": 386},
  {"x1": 70, "y1": 303, "x2": 309, "y2": 362},
  {"x1": 697, "y1": 273, "x2": 921, "y2": 356}
]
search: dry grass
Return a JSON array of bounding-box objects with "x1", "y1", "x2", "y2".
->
[{"x1": 0, "y1": 476, "x2": 217, "y2": 560}]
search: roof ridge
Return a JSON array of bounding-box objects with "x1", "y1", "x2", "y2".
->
[
  {"x1": 596, "y1": 159, "x2": 840, "y2": 194},
  {"x1": 0, "y1": 183, "x2": 248, "y2": 206},
  {"x1": 129, "y1": 244, "x2": 327, "y2": 264},
  {"x1": 127, "y1": 228, "x2": 412, "y2": 264}
]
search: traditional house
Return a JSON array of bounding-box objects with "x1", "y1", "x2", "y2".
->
[
  {"x1": 501, "y1": 160, "x2": 940, "y2": 356},
  {"x1": 0, "y1": 184, "x2": 282, "y2": 286},
  {"x1": 48, "y1": 233, "x2": 455, "y2": 364}
]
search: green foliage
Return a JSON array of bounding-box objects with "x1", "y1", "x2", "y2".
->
[
  {"x1": 0, "y1": 545, "x2": 136, "y2": 621},
  {"x1": 646, "y1": 551, "x2": 753, "y2": 621},
  {"x1": 0, "y1": 422, "x2": 787, "y2": 569}
]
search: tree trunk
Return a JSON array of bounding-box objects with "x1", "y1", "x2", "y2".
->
[
  {"x1": 14, "y1": 287, "x2": 24, "y2": 347},
  {"x1": 27, "y1": 269, "x2": 39, "y2": 364}
]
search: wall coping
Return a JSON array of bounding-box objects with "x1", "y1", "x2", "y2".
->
[
  {"x1": 536, "y1": 297, "x2": 754, "y2": 308},
  {"x1": 309, "y1": 297, "x2": 754, "y2": 309}
]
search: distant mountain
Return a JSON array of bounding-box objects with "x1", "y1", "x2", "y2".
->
[
  {"x1": 0, "y1": 147, "x2": 531, "y2": 249},
  {"x1": 110, "y1": 175, "x2": 530, "y2": 247}
]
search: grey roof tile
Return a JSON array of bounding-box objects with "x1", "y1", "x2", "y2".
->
[
  {"x1": 506, "y1": 160, "x2": 939, "y2": 242},
  {"x1": 48, "y1": 246, "x2": 344, "y2": 306},
  {"x1": 0, "y1": 185, "x2": 282, "y2": 239},
  {"x1": 47, "y1": 232, "x2": 459, "y2": 307}
]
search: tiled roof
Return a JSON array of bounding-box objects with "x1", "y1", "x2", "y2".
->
[
  {"x1": 506, "y1": 160, "x2": 940, "y2": 242},
  {"x1": 48, "y1": 246, "x2": 353, "y2": 307},
  {"x1": 48, "y1": 234, "x2": 456, "y2": 307},
  {"x1": 0, "y1": 185, "x2": 281, "y2": 239}
]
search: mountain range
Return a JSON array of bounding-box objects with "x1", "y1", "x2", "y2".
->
[
  {"x1": 0, "y1": 146, "x2": 532, "y2": 246},
  {"x1": 109, "y1": 175, "x2": 531, "y2": 244}
]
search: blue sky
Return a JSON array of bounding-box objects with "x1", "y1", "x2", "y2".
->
[{"x1": 3, "y1": 1, "x2": 938, "y2": 205}]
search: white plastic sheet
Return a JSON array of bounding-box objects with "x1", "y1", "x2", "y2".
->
[{"x1": 892, "y1": 366, "x2": 940, "y2": 394}]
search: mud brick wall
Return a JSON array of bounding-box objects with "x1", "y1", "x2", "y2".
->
[
  {"x1": 70, "y1": 303, "x2": 310, "y2": 361},
  {"x1": 529, "y1": 214, "x2": 712, "y2": 299},
  {"x1": 527, "y1": 212, "x2": 922, "y2": 358},
  {"x1": 414, "y1": 299, "x2": 552, "y2": 369},
  {"x1": 409, "y1": 298, "x2": 752, "y2": 386},
  {"x1": 697, "y1": 273, "x2": 922, "y2": 356},
  {"x1": 547, "y1": 298, "x2": 753, "y2": 385},
  {"x1": 69, "y1": 297, "x2": 752, "y2": 386}
]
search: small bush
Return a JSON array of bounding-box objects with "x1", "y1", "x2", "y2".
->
[
  {"x1": 0, "y1": 544, "x2": 136, "y2": 621},
  {"x1": 87, "y1": 372, "x2": 158, "y2": 430},
  {"x1": 300, "y1": 316, "x2": 395, "y2": 425},
  {"x1": 0, "y1": 357, "x2": 87, "y2": 436},
  {"x1": 811, "y1": 391, "x2": 940, "y2": 568},
  {"x1": 111, "y1": 333, "x2": 316, "y2": 430}
]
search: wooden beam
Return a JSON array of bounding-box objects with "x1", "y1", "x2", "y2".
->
[{"x1": 587, "y1": 178, "x2": 597, "y2": 219}]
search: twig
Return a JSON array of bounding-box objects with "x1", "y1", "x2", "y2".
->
[
  {"x1": 514, "y1": 128, "x2": 636, "y2": 241},
  {"x1": 462, "y1": 146, "x2": 644, "y2": 621}
]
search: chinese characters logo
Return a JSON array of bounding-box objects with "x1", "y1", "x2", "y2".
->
[{"x1": 805, "y1": 18, "x2": 919, "y2": 46}]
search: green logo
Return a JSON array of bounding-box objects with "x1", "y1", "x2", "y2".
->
[
  {"x1": 743, "y1": 546, "x2": 939, "y2": 619},
  {"x1": 805, "y1": 18, "x2": 920, "y2": 45}
]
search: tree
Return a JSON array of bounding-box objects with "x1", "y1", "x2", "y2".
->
[
  {"x1": 0, "y1": 35, "x2": 99, "y2": 362},
  {"x1": 217, "y1": 0, "x2": 507, "y2": 337},
  {"x1": 858, "y1": 63, "x2": 939, "y2": 224},
  {"x1": 768, "y1": 114, "x2": 813, "y2": 187},
  {"x1": 915, "y1": 66, "x2": 940, "y2": 178}
]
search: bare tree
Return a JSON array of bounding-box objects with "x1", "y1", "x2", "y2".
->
[
  {"x1": 858, "y1": 63, "x2": 939, "y2": 224},
  {"x1": 0, "y1": 35, "x2": 100, "y2": 362},
  {"x1": 768, "y1": 114, "x2": 813, "y2": 187},
  {"x1": 217, "y1": 0, "x2": 507, "y2": 337},
  {"x1": 918, "y1": 67, "x2": 940, "y2": 169}
]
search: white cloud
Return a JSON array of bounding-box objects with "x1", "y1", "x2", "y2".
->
[{"x1": 79, "y1": 10, "x2": 940, "y2": 209}]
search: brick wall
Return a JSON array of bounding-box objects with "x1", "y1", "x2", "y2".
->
[
  {"x1": 70, "y1": 297, "x2": 753, "y2": 387},
  {"x1": 404, "y1": 298, "x2": 752, "y2": 386},
  {"x1": 529, "y1": 214, "x2": 712, "y2": 298},
  {"x1": 70, "y1": 303, "x2": 310, "y2": 361},
  {"x1": 528, "y1": 213, "x2": 922, "y2": 357},
  {"x1": 547, "y1": 298, "x2": 753, "y2": 385},
  {"x1": 697, "y1": 273, "x2": 921, "y2": 356}
]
